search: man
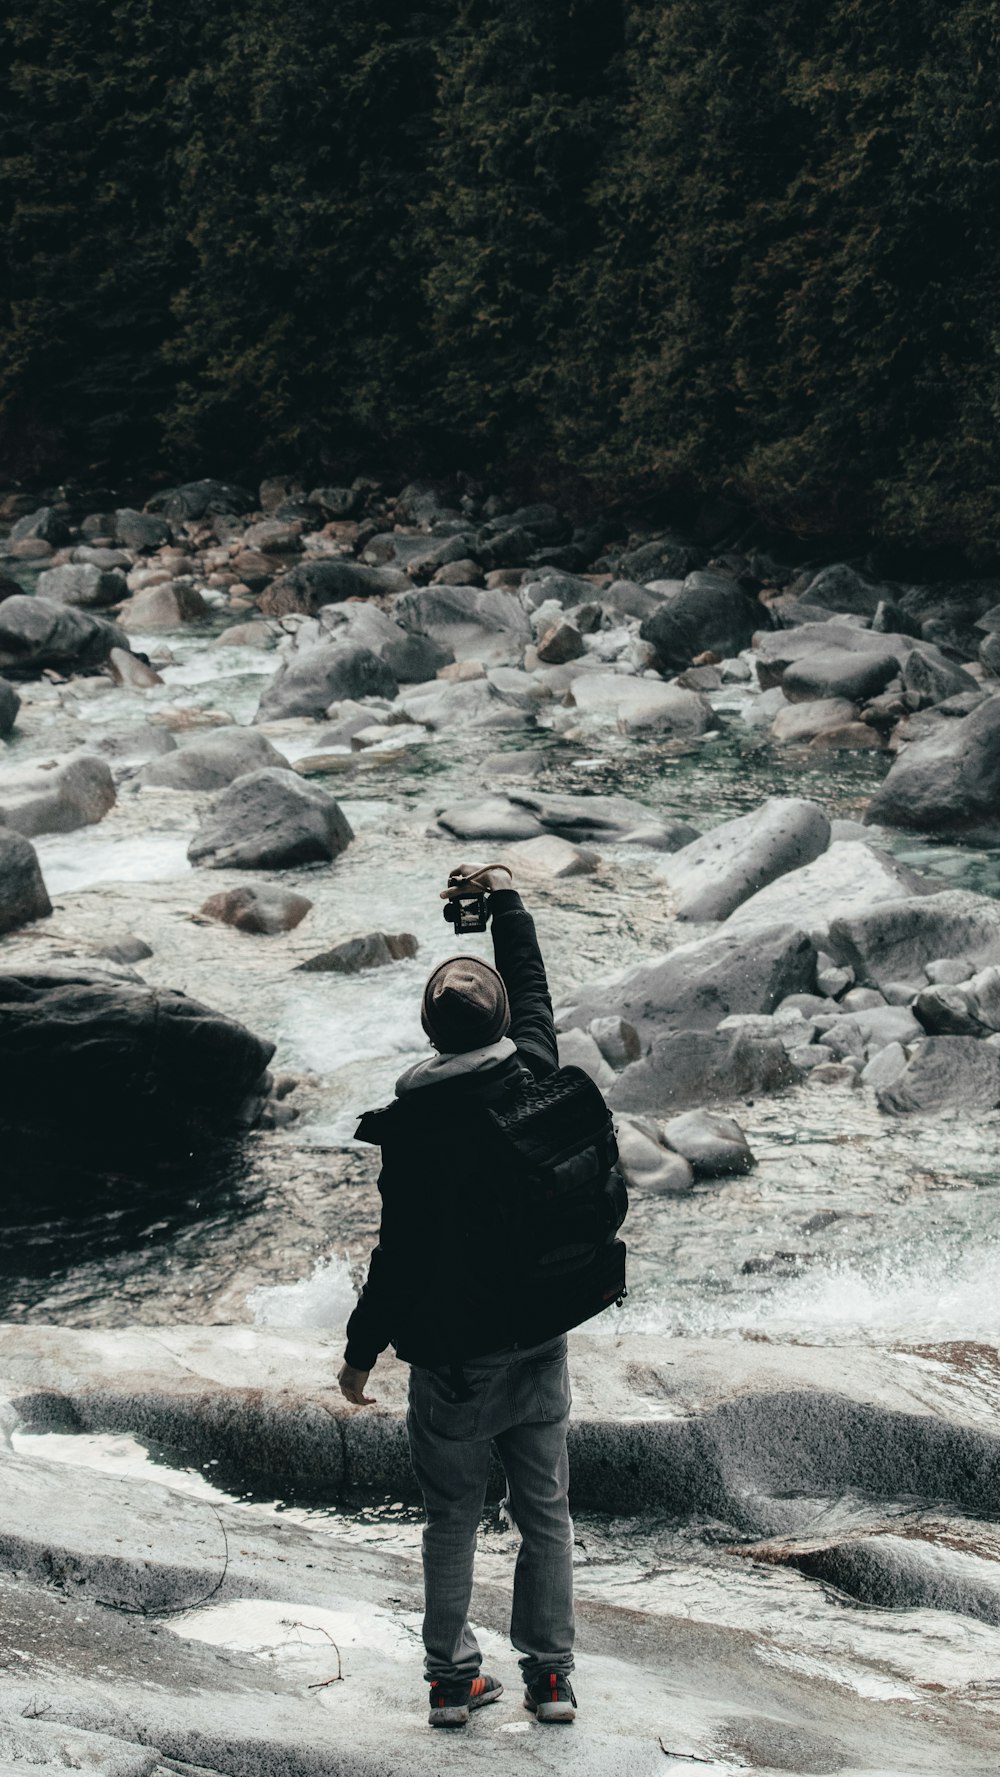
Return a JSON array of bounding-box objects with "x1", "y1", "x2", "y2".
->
[{"x1": 338, "y1": 864, "x2": 578, "y2": 1729}]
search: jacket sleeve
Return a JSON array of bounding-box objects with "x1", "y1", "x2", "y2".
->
[
  {"x1": 343, "y1": 1187, "x2": 401, "y2": 1370},
  {"x1": 488, "y1": 888, "x2": 558, "y2": 1079}
]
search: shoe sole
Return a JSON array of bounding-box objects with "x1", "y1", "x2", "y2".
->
[
  {"x1": 525, "y1": 1699, "x2": 576, "y2": 1724},
  {"x1": 429, "y1": 1685, "x2": 503, "y2": 1728}
]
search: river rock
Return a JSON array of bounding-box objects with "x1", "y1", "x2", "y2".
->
[
  {"x1": 36, "y1": 562, "x2": 128, "y2": 609},
  {"x1": 824, "y1": 889, "x2": 1000, "y2": 988},
  {"x1": 0, "y1": 831, "x2": 51, "y2": 934},
  {"x1": 0, "y1": 754, "x2": 115, "y2": 837},
  {"x1": 0, "y1": 968, "x2": 275, "y2": 1152},
  {"x1": 0, "y1": 677, "x2": 19, "y2": 736},
  {"x1": 912, "y1": 984, "x2": 981, "y2": 1036},
  {"x1": 436, "y1": 796, "x2": 544, "y2": 841},
  {"x1": 614, "y1": 1114, "x2": 695, "y2": 1193},
  {"x1": 964, "y1": 964, "x2": 1000, "y2": 1031},
  {"x1": 567, "y1": 923, "x2": 817, "y2": 1041},
  {"x1": 795, "y1": 564, "x2": 887, "y2": 617},
  {"x1": 782, "y1": 648, "x2": 898, "y2": 705},
  {"x1": 295, "y1": 931, "x2": 417, "y2": 973},
  {"x1": 656, "y1": 797, "x2": 830, "y2": 921},
  {"x1": 187, "y1": 769, "x2": 353, "y2": 869},
  {"x1": 859, "y1": 1042, "x2": 908, "y2": 1090},
  {"x1": 770, "y1": 697, "x2": 858, "y2": 744},
  {"x1": 10, "y1": 505, "x2": 71, "y2": 546},
  {"x1": 876, "y1": 1036, "x2": 1000, "y2": 1115},
  {"x1": 901, "y1": 646, "x2": 978, "y2": 706},
  {"x1": 261, "y1": 558, "x2": 408, "y2": 617},
  {"x1": 594, "y1": 579, "x2": 667, "y2": 622},
  {"x1": 107, "y1": 646, "x2": 162, "y2": 688},
  {"x1": 0, "y1": 594, "x2": 128, "y2": 677},
  {"x1": 566, "y1": 673, "x2": 714, "y2": 735},
  {"x1": 316, "y1": 602, "x2": 452, "y2": 681},
  {"x1": 255, "y1": 643, "x2": 397, "y2": 721},
  {"x1": 199, "y1": 884, "x2": 313, "y2": 935},
  {"x1": 535, "y1": 620, "x2": 585, "y2": 664},
  {"x1": 864, "y1": 694, "x2": 1000, "y2": 842},
  {"x1": 397, "y1": 678, "x2": 514, "y2": 729},
  {"x1": 145, "y1": 479, "x2": 254, "y2": 521},
  {"x1": 118, "y1": 583, "x2": 209, "y2": 630},
  {"x1": 753, "y1": 620, "x2": 912, "y2": 690},
  {"x1": 508, "y1": 834, "x2": 598, "y2": 878},
  {"x1": 509, "y1": 790, "x2": 698, "y2": 850},
  {"x1": 660, "y1": 1109, "x2": 755, "y2": 1177},
  {"x1": 589, "y1": 1015, "x2": 641, "y2": 1069},
  {"x1": 94, "y1": 935, "x2": 154, "y2": 964},
  {"x1": 609, "y1": 1028, "x2": 796, "y2": 1112},
  {"x1": 138, "y1": 727, "x2": 290, "y2": 791},
  {"x1": 394, "y1": 584, "x2": 532, "y2": 666},
  {"x1": 556, "y1": 1027, "x2": 616, "y2": 1089},
  {"x1": 638, "y1": 571, "x2": 762, "y2": 672},
  {"x1": 727, "y1": 841, "x2": 933, "y2": 937},
  {"x1": 113, "y1": 507, "x2": 171, "y2": 551}
]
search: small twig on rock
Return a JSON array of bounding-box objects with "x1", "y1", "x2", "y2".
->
[
  {"x1": 96, "y1": 1505, "x2": 230, "y2": 1619},
  {"x1": 280, "y1": 1618, "x2": 345, "y2": 1685},
  {"x1": 658, "y1": 1740, "x2": 713, "y2": 1764}
]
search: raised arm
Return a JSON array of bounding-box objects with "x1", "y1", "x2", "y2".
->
[{"x1": 488, "y1": 886, "x2": 558, "y2": 1079}]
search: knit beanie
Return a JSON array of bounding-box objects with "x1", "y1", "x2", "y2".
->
[{"x1": 420, "y1": 955, "x2": 511, "y2": 1053}]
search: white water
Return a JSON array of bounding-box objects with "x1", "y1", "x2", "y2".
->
[{"x1": 247, "y1": 1254, "x2": 357, "y2": 1329}]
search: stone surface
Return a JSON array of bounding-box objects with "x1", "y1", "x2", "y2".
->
[
  {"x1": 508, "y1": 834, "x2": 598, "y2": 878},
  {"x1": 295, "y1": 931, "x2": 417, "y2": 973},
  {"x1": 114, "y1": 507, "x2": 171, "y2": 551},
  {"x1": 0, "y1": 754, "x2": 115, "y2": 837},
  {"x1": 394, "y1": 584, "x2": 532, "y2": 667},
  {"x1": 138, "y1": 726, "x2": 289, "y2": 791},
  {"x1": 0, "y1": 594, "x2": 128, "y2": 677},
  {"x1": 9, "y1": 505, "x2": 71, "y2": 546},
  {"x1": 94, "y1": 935, "x2": 154, "y2": 965},
  {"x1": 509, "y1": 790, "x2": 697, "y2": 850},
  {"x1": 824, "y1": 889, "x2": 1000, "y2": 989},
  {"x1": 255, "y1": 643, "x2": 397, "y2": 721},
  {"x1": 661, "y1": 1109, "x2": 755, "y2": 1177},
  {"x1": 859, "y1": 1041, "x2": 908, "y2": 1090},
  {"x1": 145, "y1": 478, "x2": 254, "y2": 521},
  {"x1": 0, "y1": 676, "x2": 19, "y2": 736},
  {"x1": 118, "y1": 583, "x2": 209, "y2": 630},
  {"x1": 260, "y1": 558, "x2": 408, "y2": 615},
  {"x1": 770, "y1": 697, "x2": 858, "y2": 744},
  {"x1": 187, "y1": 769, "x2": 354, "y2": 869},
  {"x1": 589, "y1": 1015, "x2": 641, "y2": 1069},
  {"x1": 108, "y1": 646, "x2": 162, "y2": 687},
  {"x1": 901, "y1": 645, "x2": 978, "y2": 706},
  {"x1": 782, "y1": 648, "x2": 898, "y2": 705},
  {"x1": 865, "y1": 694, "x2": 1000, "y2": 842},
  {"x1": 0, "y1": 969, "x2": 274, "y2": 1152},
  {"x1": 436, "y1": 796, "x2": 544, "y2": 841},
  {"x1": 657, "y1": 797, "x2": 831, "y2": 921},
  {"x1": 727, "y1": 841, "x2": 934, "y2": 936},
  {"x1": 36, "y1": 562, "x2": 128, "y2": 608},
  {"x1": 556, "y1": 1027, "x2": 616, "y2": 1089},
  {"x1": 614, "y1": 1114, "x2": 695, "y2": 1193},
  {"x1": 912, "y1": 984, "x2": 980, "y2": 1036},
  {"x1": 566, "y1": 673, "x2": 714, "y2": 735},
  {"x1": 876, "y1": 1036, "x2": 1000, "y2": 1115},
  {"x1": 609, "y1": 1029, "x2": 797, "y2": 1112},
  {"x1": 198, "y1": 884, "x2": 313, "y2": 935},
  {"x1": 316, "y1": 601, "x2": 452, "y2": 682},
  {"x1": 0, "y1": 830, "x2": 51, "y2": 935},
  {"x1": 638, "y1": 571, "x2": 762, "y2": 671},
  {"x1": 753, "y1": 620, "x2": 913, "y2": 690},
  {"x1": 795, "y1": 563, "x2": 887, "y2": 617},
  {"x1": 535, "y1": 620, "x2": 585, "y2": 664}
]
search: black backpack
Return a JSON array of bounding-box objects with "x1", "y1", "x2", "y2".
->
[{"x1": 481, "y1": 1063, "x2": 628, "y2": 1345}]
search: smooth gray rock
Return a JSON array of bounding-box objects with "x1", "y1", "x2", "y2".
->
[
  {"x1": 436, "y1": 796, "x2": 544, "y2": 841},
  {"x1": 901, "y1": 646, "x2": 978, "y2": 706},
  {"x1": 255, "y1": 643, "x2": 397, "y2": 721},
  {"x1": 598, "y1": 578, "x2": 669, "y2": 622},
  {"x1": 925, "y1": 957, "x2": 974, "y2": 986},
  {"x1": 397, "y1": 678, "x2": 515, "y2": 729},
  {"x1": 263, "y1": 557, "x2": 408, "y2": 615},
  {"x1": 795, "y1": 563, "x2": 888, "y2": 617},
  {"x1": 108, "y1": 645, "x2": 162, "y2": 687},
  {"x1": 589, "y1": 1015, "x2": 641, "y2": 1070},
  {"x1": 118, "y1": 583, "x2": 209, "y2": 630},
  {"x1": 395, "y1": 584, "x2": 532, "y2": 666},
  {"x1": 0, "y1": 676, "x2": 19, "y2": 736},
  {"x1": 821, "y1": 1005, "x2": 923, "y2": 1057},
  {"x1": 609, "y1": 1029, "x2": 797, "y2": 1112},
  {"x1": 10, "y1": 505, "x2": 71, "y2": 545},
  {"x1": 824, "y1": 890, "x2": 1000, "y2": 988},
  {"x1": 187, "y1": 769, "x2": 353, "y2": 869},
  {"x1": 966, "y1": 964, "x2": 1000, "y2": 1031},
  {"x1": 114, "y1": 507, "x2": 171, "y2": 551},
  {"x1": 782, "y1": 648, "x2": 898, "y2": 705},
  {"x1": 509, "y1": 790, "x2": 698, "y2": 850},
  {"x1": 840, "y1": 986, "x2": 886, "y2": 1012},
  {"x1": 876, "y1": 1037, "x2": 1000, "y2": 1115},
  {"x1": 0, "y1": 753, "x2": 115, "y2": 837},
  {"x1": 566, "y1": 673, "x2": 714, "y2": 734},
  {"x1": 753, "y1": 621, "x2": 913, "y2": 690},
  {"x1": 138, "y1": 727, "x2": 289, "y2": 790},
  {"x1": 864, "y1": 694, "x2": 1000, "y2": 842},
  {"x1": 620, "y1": 537, "x2": 697, "y2": 582},
  {"x1": 308, "y1": 484, "x2": 360, "y2": 518},
  {"x1": 913, "y1": 984, "x2": 980, "y2": 1036},
  {"x1": 614, "y1": 1114, "x2": 695, "y2": 1193},
  {"x1": 0, "y1": 831, "x2": 51, "y2": 934},
  {"x1": 661, "y1": 1109, "x2": 755, "y2": 1177},
  {"x1": 36, "y1": 561, "x2": 128, "y2": 608},
  {"x1": 557, "y1": 1027, "x2": 616, "y2": 1089},
  {"x1": 295, "y1": 931, "x2": 417, "y2": 973},
  {"x1": 94, "y1": 935, "x2": 154, "y2": 964},
  {"x1": 316, "y1": 601, "x2": 452, "y2": 681},
  {"x1": 567, "y1": 923, "x2": 817, "y2": 1042},
  {"x1": 727, "y1": 841, "x2": 936, "y2": 936},
  {"x1": 199, "y1": 883, "x2": 313, "y2": 935},
  {"x1": 859, "y1": 1041, "x2": 908, "y2": 1090},
  {"x1": 656, "y1": 797, "x2": 830, "y2": 921},
  {"x1": 769, "y1": 697, "x2": 858, "y2": 744},
  {"x1": 639, "y1": 571, "x2": 763, "y2": 672},
  {"x1": 0, "y1": 594, "x2": 128, "y2": 677},
  {"x1": 145, "y1": 479, "x2": 254, "y2": 521}
]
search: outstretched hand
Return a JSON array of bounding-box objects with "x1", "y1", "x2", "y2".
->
[
  {"x1": 338, "y1": 1362, "x2": 376, "y2": 1406},
  {"x1": 440, "y1": 862, "x2": 514, "y2": 899}
]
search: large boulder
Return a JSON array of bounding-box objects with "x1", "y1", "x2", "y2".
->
[
  {"x1": 727, "y1": 841, "x2": 935, "y2": 935},
  {"x1": 661, "y1": 1109, "x2": 756, "y2": 1177},
  {"x1": 508, "y1": 789, "x2": 698, "y2": 850},
  {"x1": 619, "y1": 537, "x2": 698, "y2": 583},
  {"x1": 199, "y1": 883, "x2": 312, "y2": 935},
  {"x1": 114, "y1": 508, "x2": 171, "y2": 551},
  {"x1": 187, "y1": 769, "x2": 354, "y2": 869},
  {"x1": 824, "y1": 889, "x2": 1000, "y2": 988},
  {"x1": 876, "y1": 1037, "x2": 1000, "y2": 1115},
  {"x1": 0, "y1": 676, "x2": 20, "y2": 736},
  {"x1": 394, "y1": 584, "x2": 531, "y2": 667},
  {"x1": 754, "y1": 621, "x2": 913, "y2": 690},
  {"x1": 0, "y1": 754, "x2": 115, "y2": 837},
  {"x1": 794, "y1": 564, "x2": 888, "y2": 617},
  {"x1": 638, "y1": 571, "x2": 763, "y2": 672},
  {"x1": 0, "y1": 831, "x2": 51, "y2": 934},
  {"x1": 316, "y1": 602, "x2": 452, "y2": 682},
  {"x1": 117, "y1": 583, "x2": 209, "y2": 631},
  {"x1": 656, "y1": 798, "x2": 830, "y2": 921},
  {"x1": 436, "y1": 796, "x2": 544, "y2": 841},
  {"x1": 397, "y1": 677, "x2": 523, "y2": 730},
  {"x1": 864, "y1": 695, "x2": 1000, "y2": 842},
  {"x1": 35, "y1": 562, "x2": 127, "y2": 609},
  {"x1": 782, "y1": 648, "x2": 898, "y2": 705},
  {"x1": 0, "y1": 594, "x2": 128, "y2": 677},
  {"x1": 565, "y1": 673, "x2": 714, "y2": 735},
  {"x1": 254, "y1": 643, "x2": 397, "y2": 721},
  {"x1": 259, "y1": 558, "x2": 407, "y2": 616},
  {"x1": 770, "y1": 698, "x2": 858, "y2": 744},
  {"x1": 145, "y1": 479, "x2": 254, "y2": 521},
  {"x1": 138, "y1": 727, "x2": 290, "y2": 791},
  {"x1": 0, "y1": 968, "x2": 275, "y2": 1153},
  {"x1": 10, "y1": 506, "x2": 71, "y2": 546},
  {"x1": 609, "y1": 1028, "x2": 797, "y2": 1112},
  {"x1": 566, "y1": 923, "x2": 817, "y2": 1041}
]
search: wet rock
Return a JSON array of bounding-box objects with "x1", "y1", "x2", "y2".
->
[
  {"x1": 535, "y1": 620, "x2": 585, "y2": 664},
  {"x1": 260, "y1": 558, "x2": 408, "y2": 616},
  {"x1": 210, "y1": 620, "x2": 276, "y2": 649},
  {"x1": 317, "y1": 601, "x2": 452, "y2": 682},
  {"x1": 901, "y1": 646, "x2": 978, "y2": 706},
  {"x1": 609, "y1": 1028, "x2": 796, "y2": 1112},
  {"x1": 809, "y1": 1061, "x2": 860, "y2": 1087},
  {"x1": 819, "y1": 1005, "x2": 922, "y2": 1056},
  {"x1": 145, "y1": 479, "x2": 254, "y2": 521},
  {"x1": 0, "y1": 676, "x2": 19, "y2": 735},
  {"x1": 568, "y1": 923, "x2": 817, "y2": 1041},
  {"x1": 255, "y1": 643, "x2": 397, "y2": 721},
  {"x1": 877, "y1": 1036, "x2": 1000, "y2": 1114},
  {"x1": 509, "y1": 834, "x2": 598, "y2": 878},
  {"x1": 0, "y1": 968, "x2": 275, "y2": 1152},
  {"x1": 108, "y1": 646, "x2": 162, "y2": 688},
  {"x1": 596, "y1": 578, "x2": 667, "y2": 622},
  {"x1": 0, "y1": 753, "x2": 115, "y2": 837},
  {"x1": 912, "y1": 984, "x2": 979, "y2": 1036},
  {"x1": 10, "y1": 505, "x2": 71, "y2": 546},
  {"x1": 0, "y1": 831, "x2": 51, "y2": 934},
  {"x1": 114, "y1": 507, "x2": 171, "y2": 551},
  {"x1": 753, "y1": 620, "x2": 911, "y2": 690},
  {"x1": 94, "y1": 935, "x2": 154, "y2": 965},
  {"x1": 510, "y1": 790, "x2": 697, "y2": 850},
  {"x1": 965, "y1": 964, "x2": 1000, "y2": 1031},
  {"x1": 188, "y1": 769, "x2": 353, "y2": 869},
  {"x1": 782, "y1": 648, "x2": 898, "y2": 705},
  {"x1": 567, "y1": 673, "x2": 714, "y2": 735},
  {"x1": 118, "y1": 583, "x2": 209, "y2": 630},
  {"x1": 864, "y1": 694, "x2": 1000, "y2": 842},
  {"x1": 656, "y1": 797, "x2": 830, "y2": 922},
  {"x1": 727, "y1": 841, "x2": 935, "y2": 936},
  {"x1": 36, "y1": 562, "x2": 128, "y2": 609},
  {"x1": 769, "y1": 698, "x2": 858, "y2": 743},
  {"x1": 614, "y1": 1114, "x2": 694, "y2": 1193},
  {"x1": 295, "y1": 931, "x2": 417, "y2": 973},
  {"x1": 859, "y1": 1042, "x2": 908, "y2": 1089},
  {"x1": 589, "y1": 1016, "x2": 641, "y2": 1069},
  {"x1": 556, "y1": 1027, "x2": 616, "y2": 1089},
  {"x1": 638, "y1": 571, "x2": 762, "y2": 671},
  {"x1": 437, "y1": 796, "x2": 544, "y2": 841},
  {"x1": 825, "y1": 889, "x2": 1000, "y2": 988},
  {"x1": 809, "y1": 720, "x2": 885, "y2": 751},
  {"x1": 200, "y1": 883, "x2": 313, "y2": 935},
  {"x1": 0, "y1": 594, "x2": 128, "y2": 677},
  {"x1": 138, "y1": 727, "x2": 290, "y2": 791},
  {"x1": 795, "y1": 563, "x2": 887, "y2": 617},
  {"x1": 661, "y1": 1109, "x2": 755, "y2": 1177},
  {"x1": 397, "y1": 677, "x2": 514, "y2": 729},
  {"x1": 394, "y1": 584, "x2": 532, "y2": 667}
]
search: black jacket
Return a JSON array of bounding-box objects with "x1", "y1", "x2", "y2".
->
[{"x1": 343, "y1": 889, "x2": 558, "y2": 1371}]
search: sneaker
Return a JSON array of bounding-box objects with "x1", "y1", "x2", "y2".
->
[
  {"x1": 428, "y1": 1673, "x2": 503, "y2": 1727},
  {"x1": 524, "y1": 1671, "x2": 577, "y2": 1723}
]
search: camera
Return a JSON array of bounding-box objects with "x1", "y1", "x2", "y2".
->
[{"x1": 443, "y1": 894, "x2": 489, "y2": 934}]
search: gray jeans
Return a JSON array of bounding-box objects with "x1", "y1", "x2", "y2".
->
[{"x1": 406, "y1": 1334, "x2": 575, "y2": 1685}]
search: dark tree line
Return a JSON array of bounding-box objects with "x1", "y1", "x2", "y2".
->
[{"x1": 2, "y1": 0, "x2": 998, "y2": 550}]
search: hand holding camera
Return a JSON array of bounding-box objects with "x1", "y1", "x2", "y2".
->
[{"x1": 440, "y1": 862, "x2": 513, "y2": 933}]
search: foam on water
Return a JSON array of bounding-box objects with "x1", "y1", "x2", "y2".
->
[
  {"x1": 247, "y1": 1254, "x2": 357, "y2": 1329},
  {"x1": 33, "y1": 829, "x2": 192, "y2": 894}
]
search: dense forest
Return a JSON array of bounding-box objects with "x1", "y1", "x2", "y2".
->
[{"x1": 2, "y1": 0, "x2": 998, "y2": 550}]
